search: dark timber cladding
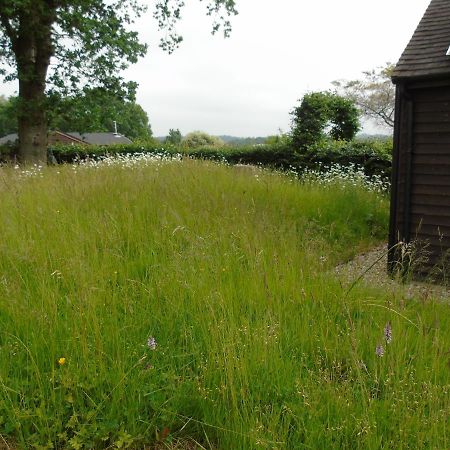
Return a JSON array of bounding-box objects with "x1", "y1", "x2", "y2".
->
[{"x1": 389, "y1": 0, "x2": 450, "y2": 278}]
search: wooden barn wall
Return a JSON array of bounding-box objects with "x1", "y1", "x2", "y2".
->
[{"x1": 390, "y1": 80, "x2": 450, "y2": 274}]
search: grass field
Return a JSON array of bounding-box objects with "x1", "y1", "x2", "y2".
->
[{"x1": 0, "y1": 157, "x2": 448, "y2": 449}]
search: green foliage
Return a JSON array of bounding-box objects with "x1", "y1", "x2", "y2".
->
[
  {"x1": 0, "y1": 160, "x2": 448, "y2": 448},
  {"x1": 181, "y1": 131, "x2": 225, "y2": 148},
  {"x1": 0, "y1": 1, "x2": 147, "y2": 94},
  {"x1": 0, "y1": 90, "x2": 153, "y2": 141},
  {"x1": 265, "y1": 133, "x2": 292, "y2": 146},
  {"x1": 154, "y1": 0, "x2": 237, "y2": 52},
  {"x1": 43, "y1": 137, "x2": 393, "y2": 179},
  {"x1": 164, "y1": 128, "x2": 183, "y2": 145},
  {"x1": 44, "y1": 142, "x2": 168, "y2": 164},
  {"x1": 0, "y1": 96, "x2": 18, "y2": 136},
  {"x1": 48, "y1": 88, "x2": 153, "y2": 140},
  {"x1": 0, "y1": 0, "x2": 238, "y2": 161},
  {"x1": 0, "y1": 0, "x2": 237, "y2": 89},
  {"x1": 304, "y1": 138, "x2": 392, "y2": 178},
  {"x1": 290, "y1": 91, "x2": 360, "y2": 150}
]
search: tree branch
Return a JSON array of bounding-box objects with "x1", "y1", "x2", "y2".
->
[{"x1": 0, "y1": 14, "x2": 18, "y2": 47}]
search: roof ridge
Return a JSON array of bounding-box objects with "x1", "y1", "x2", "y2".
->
[{"x1": 392, "y1": 0, "x2": 450, "y2": 80}]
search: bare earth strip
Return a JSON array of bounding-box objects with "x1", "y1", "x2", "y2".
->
[{"x1": 335, "y1": 244, "x2": 450, "y2": 302}]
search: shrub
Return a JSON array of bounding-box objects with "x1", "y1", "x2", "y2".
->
[
  {"x1": 181, "y1": 131, "x2": 224, "y2": 148},
  {"x1": 303, "y1": 138, "x2": 392, "y2": 178},
  {"x1": 0, "y1": 143, "x2": 18, "y2": 163}
]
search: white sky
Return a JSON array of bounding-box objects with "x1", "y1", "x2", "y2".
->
[{"x1": 1, "y1": 0, "x2": 431, "y2": 137}]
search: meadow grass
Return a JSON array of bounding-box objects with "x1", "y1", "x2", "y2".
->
[{"x1": 0, "y1": 157, "x2": 448, "y2": 449}]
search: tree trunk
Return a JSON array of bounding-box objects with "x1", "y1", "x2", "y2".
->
[
  {"x1": 17, "y1": 81, "x2": 48, "y2": 165},
  {"x1": 13, "y1": 10, "x2": 54, "y2": 165}
]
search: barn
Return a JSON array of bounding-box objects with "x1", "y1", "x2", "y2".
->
[{"x1": 389, "y1": 0, "x2": 450, "y2": 278}]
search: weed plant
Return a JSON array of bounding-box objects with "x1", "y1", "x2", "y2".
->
[{"x1": 0, "y1": 157, "x2": 448, "y2": 449}]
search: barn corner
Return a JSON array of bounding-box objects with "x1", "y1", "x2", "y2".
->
[{"x1": 389, "y1": 0, "x2": 450, "y2": 281}]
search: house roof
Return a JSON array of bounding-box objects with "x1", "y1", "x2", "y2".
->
[
  {"x1": 68, "y1": 132, "x2": 133, "y2": 145},
  {"x1": 392, "y1": 0, "x2": 450, "y2": 80},
  {"x1": 0, "y1": 131, "x2": 133, "y2": 146},
  {"x1": 53, "y1": 131, "x2": 86, "y2": 144},
  {"x1": 0, "y1": 133, "x2": 18, "y2": 145}
]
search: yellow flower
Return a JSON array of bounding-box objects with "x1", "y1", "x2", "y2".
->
[{"x1": 58, "y1": 357, "x2": 66, "y2": 366}]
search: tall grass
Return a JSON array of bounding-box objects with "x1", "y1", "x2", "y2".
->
[{"x1": 0, "y1": 157, "x2": 448, "y2": 449}]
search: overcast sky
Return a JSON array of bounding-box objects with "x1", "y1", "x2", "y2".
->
[{"x1": 1, "y1": 0, "x2": 432, "y2": 137}]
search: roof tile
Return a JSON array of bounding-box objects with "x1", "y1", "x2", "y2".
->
[{"x1": 392, "y1": 0, "x2": 450, "y2": 80}]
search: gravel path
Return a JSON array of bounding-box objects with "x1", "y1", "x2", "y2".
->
[{"x1": 335, "y1": 244, "x2": 450, "y2": 302}]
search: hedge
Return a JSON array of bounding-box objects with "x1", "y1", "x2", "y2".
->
[{"x1": 0, "y1": 138, "x2": 393, "y2": 179}]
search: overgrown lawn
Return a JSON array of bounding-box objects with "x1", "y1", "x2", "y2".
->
[{"x1": 0, "y1": 158, "x2": 447, "y2": 449}]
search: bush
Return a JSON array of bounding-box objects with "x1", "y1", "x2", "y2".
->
[
  {"x1": 181, "y1": 131, "x2": 224, "y2": 148},
  {"x1": 47, "y1": 142, "x2": 178, "y2": 164},
  {"x1": 301, "y1": 138, "x2": 392, "y2": 178},
  {"x1": 0, "y1": 143, "x2": 18, "y2": 163}
]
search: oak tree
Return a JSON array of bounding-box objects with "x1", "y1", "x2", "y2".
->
[
  {"x1": 0, "y1": 0, "x2": 237, "y2": 163},
  {"x1": 49, "y1": 88, "x2": 153, "y2": 140}
]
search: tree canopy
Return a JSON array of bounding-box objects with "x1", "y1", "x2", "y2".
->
[
  {"x1": 0, "y1": 0, "x2": 237, "y2": 162},
  {"x1": 182, "y1": 131, "x2": 224, "y2": 148},
  {"x1": 165, "y1": 128, "x2": 182, "y2": 145},
  {"x1": 49, "y1": 89, "x2": 153, "y2": 140},
  {"x1": 290, "y1": 92, "x2": 360, "y2": 151},
  {"x1": 0, "y1": 91, "x2": 154, "y2": 140}
]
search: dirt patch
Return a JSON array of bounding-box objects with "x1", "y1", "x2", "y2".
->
[{"x1": 335, "y1": 244, "x2": 450, "y2": 302}]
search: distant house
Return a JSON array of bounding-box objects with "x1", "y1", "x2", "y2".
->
[
  {"x1": 0, "y1": 133, "x2": 20, "y2": 146},
  {"x1": 63, "y1": 132, "x2": 133, "y2": 145},
  {"x1": 49, "y1": 131, "x2": 87, "y2": 145},
  {"x1": 0, "y1": 130, "x2": 132, "y2": 146},
  {"x1": 389, "y1": 0, "x2": 450, "y2": 278}
]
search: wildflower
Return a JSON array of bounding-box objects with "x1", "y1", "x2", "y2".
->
[
  {"x1": 384, "y1": 321, "x2": 392, "y2": 344},
  {"x1": 147, "y1": 336, "x2": 157, "y2": 350},
  {"x1": 58, "y1": 357, "x2": 66, "y2": 366},
  {"x1": 375, "y1": 345, "x2": 384, "y2": 357}
]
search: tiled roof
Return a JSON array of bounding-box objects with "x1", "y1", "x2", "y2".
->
[
  {"x1": 392, "y1": 0, "x2": 450, "y2": 80},
  {"x1": 0, "y1": 133, "x2": 18, "y2": 145},
  {"x1": 0, "y1": 132, "x2": 133, "y2": 146},
  {"x1": 69, "y1": 132, "x2": 133, "y2": 145}
]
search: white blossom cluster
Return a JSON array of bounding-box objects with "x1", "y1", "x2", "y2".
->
[
  {"x1": 298, "y1": 163, "x2": 390, "y2": 193},
  {"x1": 13, "y1": 164, "x2": 44, "y2": 178},
  {"x1": 8, "y1": 156, "x2": 390, "y2": 196},
  {"x1": 75, "y1": 151, "x2": 183, "y2": 170},
  {"x1": 7, "y1": 152, "x2": 182, "y2": 178}
]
